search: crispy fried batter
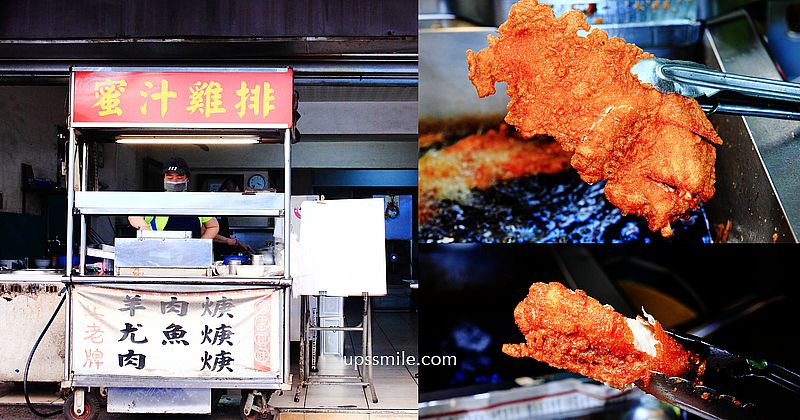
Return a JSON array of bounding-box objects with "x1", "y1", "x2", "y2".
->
[
  {"x1": 419, "y1": 124, "x2": 572, "y2": 222},
  {"x1": 419, "y1": 133, "x2": 446, "y2": 149},
  {"x1": 503, "y1": 282, "x2": 691, "y2": 389},
  {"x1": 467, "y1": 0, "x2": 721, "y2": 236}
]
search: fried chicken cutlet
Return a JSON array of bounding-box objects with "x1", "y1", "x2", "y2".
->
[
  {"x1": 503, "y1": 282, "x2": 694, "y2": 389},
  {"x1": 419, "y1": 124, "x2": 572, "y2": 222},
  {"x1": 467, "y1": 0, "x2": 722, "y2": 236}
]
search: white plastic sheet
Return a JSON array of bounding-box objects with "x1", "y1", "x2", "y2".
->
[{"x1": 293, "y1": 198, "x2": 387, "y2": 297}]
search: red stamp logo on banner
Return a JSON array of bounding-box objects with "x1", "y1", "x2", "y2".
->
[
  {"x1": 253, "y1": 292, "x2": 274, "y2": 372},
  {"x1": 72, "y1": 69, "x2": 293, "y2": 128}
]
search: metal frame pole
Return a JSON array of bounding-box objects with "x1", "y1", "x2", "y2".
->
[
  {"x1": 361, "y1": 293, "x2": 368, "y2": 379},
  {"x1": 66, "y1": 140, "x2": 76, "y2": 274},
  {"x1": 79, "y1": 142, "x2": 88, "y2": 275},
  {"x1": 64, "y1": 71, "x2": 76, "y2": 384},
  {"x1": 283, "y1": 128, "x2": 291, "y2": 277},
  {"x1": 283, "y1": 128, "x2": 292, "y2": 387}
]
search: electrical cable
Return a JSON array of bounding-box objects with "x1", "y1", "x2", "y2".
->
[{"x1": 24, "y1": 288, "x2": 67, "y2": 418}]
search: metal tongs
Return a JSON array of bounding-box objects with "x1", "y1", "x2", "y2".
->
[
  {"x1": 634, "y1": 330, "x2": 800, "y2": 419},
  {"x1": 631, "y1": 58, "x2": 800, "y2": 120}
]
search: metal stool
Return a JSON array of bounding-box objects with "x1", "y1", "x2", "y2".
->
[{"x1": 294, "y1": 292, "x2": 378, "y2": 403}]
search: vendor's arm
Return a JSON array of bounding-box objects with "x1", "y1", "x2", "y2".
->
[
  {"x1": 128, "y1": 216, "x2": 151, "y2": 230},
  {"x1": 214, "y1": 233, "x2": 255, "y2": 253},
  {"x1": 201, "y1": 217, "x2": 220, "y2": 239}
]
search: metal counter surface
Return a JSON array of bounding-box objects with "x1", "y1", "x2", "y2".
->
[
  {"x1": 75, "y1": 191, "x2": 285, "y2": 216},
  {"x1": 0, "y1": 270, "x2": 67, "y2": 282},
  {"x1": 704, "y1": 11, "x2": 800, "y2": 242}
]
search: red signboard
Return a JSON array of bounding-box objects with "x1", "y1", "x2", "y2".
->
[{"x1": 72, "y1": 68, "x2": 293, "y2": 128}]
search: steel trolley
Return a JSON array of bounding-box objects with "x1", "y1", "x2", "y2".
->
[{"x1": 62, "y1": 67, "x2": 296, "y2": 419}]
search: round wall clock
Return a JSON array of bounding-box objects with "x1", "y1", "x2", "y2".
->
[{"x1": 248, "y1": 174, "x2": 267, "y2": 190}]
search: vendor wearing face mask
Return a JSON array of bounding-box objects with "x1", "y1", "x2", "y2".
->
[{"x1": 127, "y1": 156, "x2": 220, "y2": 239}]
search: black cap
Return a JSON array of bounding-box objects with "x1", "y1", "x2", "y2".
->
[{"x1": 162, "y1": 156, "x2": 189, "y2": 176}]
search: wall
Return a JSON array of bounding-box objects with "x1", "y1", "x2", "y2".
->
[
  {"x1": 0, "y1": 85, "x2": 67, "y2": 258},
  {"x1": 136, "y1": 141, "x2": 417, "y2": 171},
  {"x1": 299, "y1": 102, "x2": 418, "y2": 135},
  {"x1": 128, "y1": 100, "x2": 419, "y2": 171},
  {"x1": 0, "y1": 212, "x2": 46, "y2": 258},
  {"x1": 98, "y1": 142, "x2": 143, "y2": 192},
  {"x1": 0, "y1": 85, "x2": 68, "y2": 215},
  {"x1": 98, "y1": 98, "x2": 418, "y2": 191},
  {"x1": 93, "y1": 143, "x2": 144, "y2": 242},
  {"x1": 0, "y1": 0, "x2": 418, "y2": 38}
]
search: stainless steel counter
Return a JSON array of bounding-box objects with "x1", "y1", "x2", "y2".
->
[
  {"x1": 0, "y1": 272, "x2": 66, "y2": 382},
  {"x1": 703, "y1": 11, "x2": 800, "y2": 242},
  {"x1": 0, "y1": 269, "x2": 67, "y2": 282}
]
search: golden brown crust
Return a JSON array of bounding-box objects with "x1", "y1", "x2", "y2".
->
[
  {"x1": 467, "y1": 0, "x2": 721, "y2": 236},
  {"x1": 418, "y1": 124, "x2": 572, "y2": 222},
  {"x1": 503, "y1": 282, "x2": 691, "y2": 389},
  {"x1": 419, "y1": 133, "x2": 446, "y2": 149}
]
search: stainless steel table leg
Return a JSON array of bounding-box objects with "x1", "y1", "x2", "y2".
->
[
  {"x1": 361, "y1": 293, "x2": 368, "y2": 384},
  {"x1": 304, "y1": 295, "x2": 311, "y2": 390},
  {"x1": 312, "y1": 295, "x2": 319, "y2": 372},
  {"x1": 366, "y1": 294, "x2": 378, "y2": 403},
  {"x1": 293, "y1": 295, "x2": 308, "y2": 402},
  {"x1": 298, "y1": 293, "x2": 377, "y2": 402}
]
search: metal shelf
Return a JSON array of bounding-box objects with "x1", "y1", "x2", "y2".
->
[
  {"x1": 68, "y1": 275, "x2": 292, "y2": 286},
  {"x1": 73, "y1": 374, "x2": 291, "y2": 390},
  {"x1": 74, "y1": 191, "x2": 285, "y2": 216}
]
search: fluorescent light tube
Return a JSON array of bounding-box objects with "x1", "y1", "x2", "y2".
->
[{"x1": 115, "y1": 135, "x2": 260, "y2": 144}]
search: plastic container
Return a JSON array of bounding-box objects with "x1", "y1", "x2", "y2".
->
[
  {"x1": 56, "y1": 255, "x2": 80, "y2": 268},
  {"x1": 222, "y1": 254, "x2": 248, "y2": 265},
  {"x1": 251, "y1": 254, "x2": 266, "y2": 265}
]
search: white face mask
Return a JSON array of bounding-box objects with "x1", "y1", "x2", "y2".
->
[{"x1": 164, "y1": 180, "x2": 188, "y2": 192}]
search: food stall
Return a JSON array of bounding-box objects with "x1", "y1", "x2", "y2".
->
[{"x1": 61, "y1": 67, "x2": 295, "y2": 418}]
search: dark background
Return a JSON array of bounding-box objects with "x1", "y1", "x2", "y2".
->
[
  {"x1": 0, "y1": 0, "x2": 417, "y2": 38},
  {"x1": 419, "y1": 244, "x2": 800, "y2": 404}
]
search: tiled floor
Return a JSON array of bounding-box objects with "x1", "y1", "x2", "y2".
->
[{"x1": 271, "y1": 311, "x2": 419, "y2": 419}]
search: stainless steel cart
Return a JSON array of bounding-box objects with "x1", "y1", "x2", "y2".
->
[{"x1": 62, "y1": 67, "x2": 296, "y2": 419}]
